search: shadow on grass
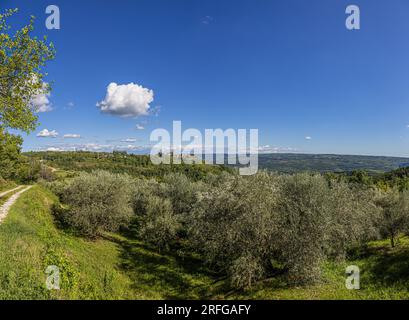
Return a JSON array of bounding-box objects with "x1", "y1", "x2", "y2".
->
[
  {"x1": 364, "y1": 242, "x2": 409, "y2": 288},
  {"x1": 105, "y1": 227, "x2": 229, "y2": 299}
]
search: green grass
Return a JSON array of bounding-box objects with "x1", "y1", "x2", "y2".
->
[
  {"x1": 1, "y1": 185, "x2": 409, "y2": 299},
  {"x1": 0, "y1": 186, "x2": 138, "y2": 299},
  {"x1": 0, "y1": 181, "x2": 17, "y2": 193}
]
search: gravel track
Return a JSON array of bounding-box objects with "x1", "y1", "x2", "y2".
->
[{"x1": 0, "y1": 186, "x2": 33, "y2": 224}]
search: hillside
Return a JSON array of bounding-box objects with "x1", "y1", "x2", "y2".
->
[
  {"x1": 24, "y1": 151, "x2": 231, "y2": 180},
  {"x1": 1, "y1": 184, "x2": 409, "y2": 299},
  {"x1": 257, "y1": 153, "x2": 409, "y2": 174},
  {"x1": 25, "y1": 151, "x2": 409, "y2": 176}
]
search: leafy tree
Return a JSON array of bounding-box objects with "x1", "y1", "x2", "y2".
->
[
  {"x1": 375, "y1": 189, "x2": 409, "y2": 247},
  {"x1": 136, "y1": 194, "x2": 180, "y2": 250},
  {"x1": 0, "y1": 8, "x2": 55, "y2": 132},
  {"x1": 56, "y1": 171, "x2": 134, "y2": 238},
  {"x1": 189, "y1": 172, "x2": 279, "y2": 289},
  {"x1": 0, "y1": 8, "x2": 55, "y2": 179},
  {"x1": 0, "y1": 130, "x2": 22, "y2": 179}
]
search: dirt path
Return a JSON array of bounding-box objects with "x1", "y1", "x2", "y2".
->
[
  {"x1": 0, "y1": 186, "x2": 24, "y2": 198},
  {"x1": 0, "y1": 186, "x2": 33, "y2": 224}
]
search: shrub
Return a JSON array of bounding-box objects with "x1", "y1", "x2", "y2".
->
[
  {"x1": 229, "y1": 255, "x2": 265, "y2": 290},
  {"x1": 136, "y1": 195, "x2": 180, "y2": 250},
  {"x1": 189, "y1": 172, "x2": 279, "y2": 289},
  {"x1": 132, "y1": 173, "x2": 204, "y2": 247},
  {"x1": 375, "y1": 189, "x2": 409, "y2": 247},
  {"x1": 190, "y1": 172, "x2": 379, "y2": 288},
  {"x1": 57, "y1": 170, "x2": 134, "y2": 238},
  {"x1": 274, "y1": 174, "x2": 331, "y2": 283},
  {"x1": 160, "y1": 173, "x2": 204, "y2": 216},
  {"x1": 324, "y1": 183, "x2": 379, "y2": 257},
  {"x1": 275, "y1": 173, "x2": 379, "y2": 284}
]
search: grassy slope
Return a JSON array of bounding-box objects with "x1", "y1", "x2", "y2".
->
[
  {"x1": 1, "y1": 185, "x2": 409, "y2": 299},
  {"x1": 0, "y1": 181, "x2": 17, "y2": 193},
  {"x1": 0, "y1": 186, "x2": 138, "y2": 299}
]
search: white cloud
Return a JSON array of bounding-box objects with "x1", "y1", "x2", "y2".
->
[
  {"x1": 32, "y1": 83, "x2": 52, "y2": 112},
  {"x1": 135, "y1": 124, "x2": 145, "y2": 130},
  {"x1": 63, "y1": 134, "x2": 81, "y2": 139},
  {"x1": 38, "y1": 142, "x2": 150, "y2": 153},
  {"x1": 305, "y1": 136, "x2": 312, "y2": 140},
  {"x1": 258, "y1": 145, "x2": 298, "y2": 154},
  {"x1": 121, "y1": 138, "x2": 137, "y2": 143},
  {"x1": 202, "y1": 16, "x2": 213, "y2": 24},
  {"x1": 97, "y1": 82, "x2": 154, "y2": 118},
  {"x1": 37, "y1": 129, "x2": 59, "y2": 138},
  {"x1": 64, "y1": 102, "x2": 75, "y2": 110}
]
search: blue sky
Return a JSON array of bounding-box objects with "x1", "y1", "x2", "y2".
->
[{"x1": 3, "y1": 0, "x2": 409, "y2": 156}]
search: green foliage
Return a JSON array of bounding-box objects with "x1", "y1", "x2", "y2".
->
[
  {"x1": 55, "y1": 171, "x2": 134, "y2": 238},
  {"x1": 375, "y1": 189, "x2": 409, "y2": 247},
  {"x1": 189, "y1": 172, "x2": 279, "y2": 289},
  {"x1": 187, "y1": 172, "x2": 380, "y2": 288},
  {"x1": 136, "y1": 195, "x2": 179, "y2": 250},
  {"x1": 5, "y1": 175, "x2": 409, "y2": 299},
  {"x1": 24, "y1": 151, "x2": 232, "y2": 181},
  {"x1": 132, "y1": 173, "x2": 203, "y2": 248},
  {"x1": 275, "y1": 174, "x2": 378, "y2": 284},
  {"x1": 0, "y1": 9, "x2": 54, "y2": 183},
  {"x1": 0, "y1": 129, "x2": 22, "y2": 179},
  {"x1": 0, "y1": 186, "x2": 145, "y2": 299},
  {"x1": 0, "y1": 8, "x2": 55, "y2": 133},
  {"x1": 32, "y1": 153, "x2": 409, "y2": 290}
]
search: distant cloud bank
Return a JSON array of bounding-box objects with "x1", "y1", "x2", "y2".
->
[{"x1": 63, "y1": 134, "x2": 81, "y2": 139}]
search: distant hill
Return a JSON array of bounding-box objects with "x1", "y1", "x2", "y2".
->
[
  {"x1": 25, "y1": 151, "x2": 409, "y2": 175},
  {"x1": 256, "y1": 153, "x2": 409, "y2": 174}
]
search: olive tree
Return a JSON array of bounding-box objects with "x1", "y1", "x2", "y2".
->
[
  {"x1": 189, "y1": 172, "x2": 279, "y2": 289},
  {"x1": 275, "y1": 174, "x2": 379, "y2": 284},
  {"x1": 375, "y1": 189, "x2": 409, "y2": 247},
  {"x1": 57, "y1": 171, "x2": 134, "y2": 238},
  {"x1": 133, "y1": 178, "x2": 180, "y2": 249}
]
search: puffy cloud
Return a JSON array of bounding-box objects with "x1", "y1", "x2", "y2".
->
[
  {"x1": 121, "y1": 138, "x2": 137, "y2": 143},
  {"x1": 63, "y1": 134, "x2": 81, "y2": 139},
  {"x1": 37, "y1": 129, "x2": 59, "y2": 138},
  {"x1": 32, "y1": 83, "x2": 52, "y2": 112},
  {"x1": 135, "y1": 124, "x2": 145, "y2": 130},
  {"x1": 305, "y1": 136, "x2": 312, "y2": 140},
  {"x1": 97, "y1": 82, "x2": 154, "y2": 118}
]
